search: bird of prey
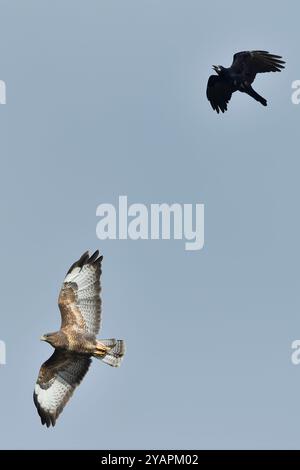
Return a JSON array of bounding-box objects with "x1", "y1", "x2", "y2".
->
[
  {"x1": 33, "y1": 251, "x2": 125, "y2": 427},
  {"x1": 206, "y1": 50, "x2": 285, "y2": 113}
]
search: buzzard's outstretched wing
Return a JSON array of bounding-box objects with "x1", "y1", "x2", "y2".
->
[
  {"x1": 33, "y1": 350, "x2": 91, "y2": 427},
  {"x1": 58, "y1": 251, "x2": 103, "y2": 335},
  {"x1": 206, "y1": 75, "x2": 233, "y2": 113},
  {"x1": 231, "y1": 50, "x2": 285, "y2": 80}
]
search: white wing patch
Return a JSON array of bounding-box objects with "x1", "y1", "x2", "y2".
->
[
  {"x1": 63, "y1": 261, "x2": 101, "y2": 335},
  {"x1": 34, "y1": 378, "x2": 70, "y2": 414},
  {"x1": 34, "y1": 352, "x2": 91, "y2": 427}
]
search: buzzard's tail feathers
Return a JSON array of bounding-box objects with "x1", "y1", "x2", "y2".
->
[{"x1": 93, "y1": 339, "x2": 125, "y2": 367}]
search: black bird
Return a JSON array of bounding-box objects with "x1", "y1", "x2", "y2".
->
[{"x1": 206, "y1": 50, "x2": 285, "y2": 113}]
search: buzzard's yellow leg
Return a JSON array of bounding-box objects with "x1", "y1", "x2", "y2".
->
[
  {"x1": 93, "y1": 341, "x2": 110, "y2": 357},
  {"x1": 92, "y1": 339, "x2": 125, "y2": 366}
]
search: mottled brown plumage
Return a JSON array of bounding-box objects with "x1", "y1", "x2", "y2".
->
[{"x1": 33, "y1": 251, "x2": 125, "y2": 427}]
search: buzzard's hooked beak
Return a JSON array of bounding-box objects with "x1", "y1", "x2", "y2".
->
[{"x1": 40, "y1": 335, "x2": 47, "y2": 341}]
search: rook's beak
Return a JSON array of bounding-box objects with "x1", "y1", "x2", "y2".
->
[{"x1": 40, "y1": 335, "x2": 46, "y2": 341}]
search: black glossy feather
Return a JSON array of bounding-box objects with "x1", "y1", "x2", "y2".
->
[{"x1": 206, "y1": 50, "x2": 285, "y2": 113}]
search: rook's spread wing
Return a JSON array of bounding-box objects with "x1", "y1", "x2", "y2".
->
[
  {"x1": 206, "y1": 75, "x2": 233, "y2": 113},
  {"x1": 33, "y1": 350, "x2": 91, "y2": 427},
  {"x1": 58, "y1": 251, "x2": 102, "y2": 335},
  {"x1": 231, "y1": 50, "x2": 285, "y2": 78}
]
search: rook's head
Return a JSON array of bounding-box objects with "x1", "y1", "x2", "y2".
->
[{"x1": 212, "y1": 65, "x2": 224, "y2": 75}]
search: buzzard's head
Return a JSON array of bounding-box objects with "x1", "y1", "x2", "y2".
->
[{"x1": 40, "y1": 332, "x2": 63, "y2": 348}]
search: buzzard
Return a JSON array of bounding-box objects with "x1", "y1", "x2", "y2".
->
[
  {"x1": 33, "y1": 250, "x2": 125, "y2": 427},
  {"x1": 206, "y1": 50, "x2": 285, "y2": 113}
]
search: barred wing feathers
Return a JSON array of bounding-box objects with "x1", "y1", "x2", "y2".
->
[
  {"x1": 33, "y1": 350, "x2": 91, "y2": 427},
  {"x1": 58, "y1": 251, "x2": 103, "y2": 335}
]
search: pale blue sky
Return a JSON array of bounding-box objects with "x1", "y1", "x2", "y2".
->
[{"x1": 0, "y1": 0, "x2": 299, "y2": 449}]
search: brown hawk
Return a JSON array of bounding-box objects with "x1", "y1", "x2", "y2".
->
[{"x1": 33, "y1": 251, "x2": 125, "y2": 427}]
